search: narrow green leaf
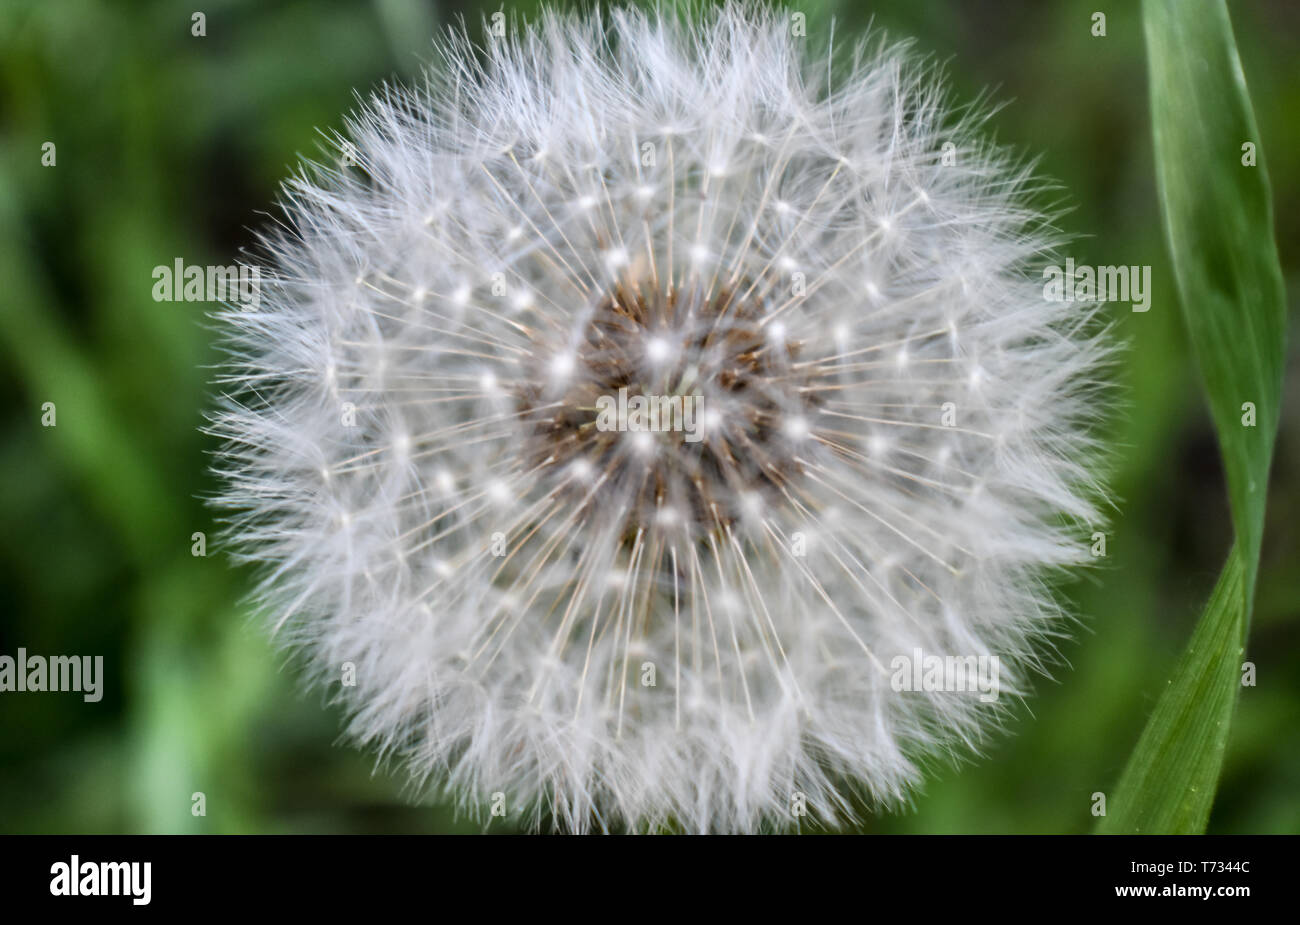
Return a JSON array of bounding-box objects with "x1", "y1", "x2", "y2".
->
[
  {"x1": 1097, "y1": 546, "x2": 1245, "y2": 833},
  {"x1": 1144, "y1": 0, "x2": 1285, "y2": 590},
  {"x1": 1098, "y1": 0, "x2": 1285, "y2": 833}
]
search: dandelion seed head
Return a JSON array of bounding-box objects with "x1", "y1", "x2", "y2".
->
[{"x1": 210, "y1": 2, "x2": 1113, "y2": 833}]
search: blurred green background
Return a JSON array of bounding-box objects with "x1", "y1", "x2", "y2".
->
[{"x1": 0, "y1": 0, "x2": 1296, "y2": 833}]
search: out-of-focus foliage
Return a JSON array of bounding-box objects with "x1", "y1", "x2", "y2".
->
[{"x1": 1, "y1": 0, "x2": 1296, "y2": 833}]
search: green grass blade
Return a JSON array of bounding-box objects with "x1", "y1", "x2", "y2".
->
[
  {"x1": 1144, "y1": 0, "x2": 1285, "y2": 587},
  {"x1": 1097, "y1": 547, "x2": 1246, "y2": 833},
  {"x1": 1097, "y1": 0, "x2": 1286, "y2": 834}
]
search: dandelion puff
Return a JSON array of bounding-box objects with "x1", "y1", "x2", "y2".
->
[{"x1": 209, "y1": 2, "x2": 1114, "y2": 833}]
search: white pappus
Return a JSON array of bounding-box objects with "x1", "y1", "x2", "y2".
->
[{"x1": 209, "y1": 2, "x2": 1114, "y2": 833}]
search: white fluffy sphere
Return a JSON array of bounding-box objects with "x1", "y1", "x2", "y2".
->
[{"x1": 211, "y1": 3, "x2": 1111, "y2": 832}]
